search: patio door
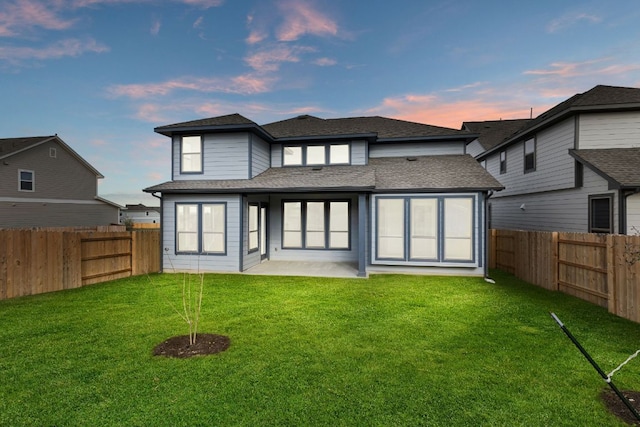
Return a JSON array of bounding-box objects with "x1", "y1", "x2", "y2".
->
[{"x1": 260, "y1": 205, "x2": 268, "y2": 261}]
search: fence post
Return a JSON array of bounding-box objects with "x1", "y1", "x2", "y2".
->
[
  {"x1": 489, "y1": 229, "x2": 497, "y2": 269},
  {"x1": 551, "y1": 231, "x2": 559, "y2": 291},
  {"x1": 607, "y1": 234, "x2": 616, "y2": 316}
]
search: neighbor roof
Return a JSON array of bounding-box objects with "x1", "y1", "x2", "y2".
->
[
  {"x1": 155, "y1": 114, "x2": 476, "y2": 142},
  {"x1": 463, "y1": 119, "x2": 532, "y2": 151},
  {"x1": 144, "y1": 155, "x2": 503, "y2": 194},
  {"x1": 0, "y1": 135, "x2": 104, "y2": 178},
  {"x1": 478, "y1": 85, "x2": 640, "y2": 159},
  {"x1": 570, "y1": 148, "x2": 640, "y2": 189}
]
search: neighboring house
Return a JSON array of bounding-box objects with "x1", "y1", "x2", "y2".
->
[
  {"x1": 120, "y1": 204, "x2": 161, "y2": 224},
  {"x1": 0, "y1": 135, "x2": 120, "y2": 228},
  {"x1": 471, "y1": 85, "x2": 640, "y2": 234},
  {"x1": 144, "y1": 114, "x2": 503, "y2": 277}
]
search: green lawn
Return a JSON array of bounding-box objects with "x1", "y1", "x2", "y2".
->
[{"x1": 1, "y1": 270, "x2": 639, "y2": 426}]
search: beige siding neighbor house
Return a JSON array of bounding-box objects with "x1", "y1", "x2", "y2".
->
[{"x1": 0, "y1": 135, "x2": 120, "y2": 228}]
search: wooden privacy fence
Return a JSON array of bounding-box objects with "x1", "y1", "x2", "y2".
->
[
  {"x1": 0, "y1": 229, "x2": 160, "y2": 300},
  {"x1": 490, "y1": 229, "x2": 640, "y2": 323}
]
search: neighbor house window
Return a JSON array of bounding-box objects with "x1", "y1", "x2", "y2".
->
[
  {"x1": 282, "y1": 200, "x2": 350, "y2": 249},
  {"x1": 524, "y1": 138, "x2": 536, "y2": 172},
  {"x1": 330, "y1": 144, "x2": 350, "y2": 164},
  {"x1": 283, "y1": 144, "x2": 351, "y2": 166},
  {"x1": 176, "y1": 203, "x2": 226, "y2": 254},
  {"x1": 49, "y1": 148, "x2": 57, "y2": 158},
  {"x1": 18, "y1": 169, "x2": 34, "y2": 192},
  {"x1": 499, "y1": 151, "x2": 507, "y2": 174},
  {"x1": 181, "y1": 136, "x2": 202, "y2": 173},
  {"x1": 589, "y1": 195, "x2": 613, "y2": 234},
  {"x1": 248, "y1": 204, "x2": 259, "y2": 252},
  {"x1": 375, "y1": 196, "x2": 475, "y2": 263}
]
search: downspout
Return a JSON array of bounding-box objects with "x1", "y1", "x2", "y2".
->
[
  {"x1": 621, "y1": 188, "x2": 640, "y2": 235},
  {"x1": 484, "y1": 190, "x2": 495, "y2": 283},
  {"x1": 151, "y1": 191, "x2": 163, "y2": 273}
]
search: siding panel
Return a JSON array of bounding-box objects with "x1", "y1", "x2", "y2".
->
[
  {"x1": 251, "y1": 135, "x2": 270, "y2": 177},
  {"x1": 173, "y1": 133, "x2": 250, "y2": 180},
  {"x1": 369, "y1": 141, "x2": 465, "y2": 158},
  {"x1": 579, "y1": 112, "x2": 640, "y2": 148}
]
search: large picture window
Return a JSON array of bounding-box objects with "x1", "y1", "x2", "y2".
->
[
  {"x1": 375, "y1": 196, "x2": 475, "y2": 263},
  {"x1": 176, "y1": 203, "x2": 226, "y2": 254},
  {"x1": 282, "y1": 200, "x2": 350, "y2": 249},
  {"x1": 181, "y1": 136, "x2": 202, "y2": 173}
]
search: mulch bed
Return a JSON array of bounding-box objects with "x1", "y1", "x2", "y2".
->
[
  {"x1": 601, "y1": 389, "x2": 640, "y2": 425},
  {"x1": 153, "y1": 334, "x2": 230, "y2": 358}
]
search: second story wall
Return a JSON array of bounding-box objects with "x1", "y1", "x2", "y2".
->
[
  {"x1": 466, "y1": 139, "x2": 485, "y2": 158},
  {"x1": 490, "y1": 117, "x2": 575, "y2": 198},
  {"x1": 250, "y1": 134, "x2": 270, "y2": 177},
  {"x1": 0, "y1": 140, "x2": 97, "y2": 200},
  {"x1": 578, "y1": 111, "x2": 640, "y2": 149},
  {"x1": 172, "y1": 132, "x2": 250, "y2": 180},
  {"x1": 369, "y1": 141, "x2": 465, "y2": 158}
]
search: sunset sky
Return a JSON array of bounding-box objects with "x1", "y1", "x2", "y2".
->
[{"x1": 2, "y1": 0, "x2": 640, "y2": 205}]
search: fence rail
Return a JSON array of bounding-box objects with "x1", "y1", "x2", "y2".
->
[
  {"x1": 490, "y1": 229, "x2": 640, "y2": 322},
  {"x1": 0, "y1": 229, "x2": 160, "y2": 300}
]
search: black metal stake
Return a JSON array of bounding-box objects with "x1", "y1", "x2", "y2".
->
[{"x1": 550, "y1": 312, "x2": 640, "y2": 421}]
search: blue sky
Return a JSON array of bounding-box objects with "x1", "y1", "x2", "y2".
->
[{"x1": 2, "y1": 0, "x2": 640, "y2": 206}]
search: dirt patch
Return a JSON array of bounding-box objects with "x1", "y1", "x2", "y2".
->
[
  {"x1": 601, "y1": 389, "x2": 640, "y2": 425},
  {"x1": 153, "y1": 334, "x2": 230, "y2": 358}
]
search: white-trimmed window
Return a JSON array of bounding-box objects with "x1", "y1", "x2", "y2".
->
[
  {"x1": 283, "y1": 146, "x2": 303, "y2": 166},
  {"x1": 524, "y1": 138, "x2": 536, "y2": 173},
  {"x1": 248, "y1": 204, "x2": 259, "y2": 252},
  {"x1": 499, "y1": 151, "x2": 506, "y2": 174},
  {"x1": 306, "y1": 146, "x2": 326, "y2": 165},
  {"x1": 49, "y1": 148, "x2": 57, "y2": 158},
  {"x1": 375, "y1": 196, "x2": 475, "y2": 263},
  {"x1": 181, "y1": 136, "x2": 202, "y2": 173},
  {"x1": 283, "y1": 200, "x2": 350, "y2": 249},
  {"x1": 176, "y1": 203, "x2": 226, "y2": 254},
  {"x1": 18, "y1": 169, "x2": 34, "y2": 192}
]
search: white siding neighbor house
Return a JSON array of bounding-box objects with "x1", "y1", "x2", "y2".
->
[
  {"x1": 469, "y1": 85, "x2": 640, "y2": 235},
  {"x1": 144, "y1": 114, "x2": 503, "y2": 278}
]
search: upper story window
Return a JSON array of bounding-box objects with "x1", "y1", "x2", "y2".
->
[
  {"x1": 49, "y1": 148, "x2": 57, "y2": 158},
  {"x1": 499, "y1": 151, "x2": 507, "y2": 174},
  {"x1": 18, "y1": 169, "x2": 34, "y2": 192},
  {"x1": 283, "y1": 143, "x2": 350, "y2": 166},
  {"x1": 181, "y1": 136, "x2": 203, "y2": 173},
  {"x1": 524, "y1": 138, "x2": 536, "y2": 173}
]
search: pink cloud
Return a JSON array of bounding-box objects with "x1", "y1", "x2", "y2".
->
[
  {"x1": 0, "y1": 38, "x2": 109, "y2": 62},
  {"x1": 0, "y1": 0, "x2": 76, "y2": 36},
  {"x1": 244, "y1": 44, "x2": 314, "y2": 72},
  {"x1": 109, "y1": 73, "x2": 276, "y2": 99},
  {"x1": 150, "y1": 18, "x2": 161, "y2": 35},
  {"x1": 275, "y1": 0, "x2": 338, "y2": 41},
  {"x1": 246, "y1": 29, "x2": 267, "y2": 44},
  {"x1": 313, "y1": 57, "x2": 336, "y2": 66}
]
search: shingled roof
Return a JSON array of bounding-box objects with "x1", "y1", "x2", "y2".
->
[
  {"x1": 463, "y1": 119, "x2": 532, "y2": 151},
  {"x1": 144, "y1": 155, "x2": 503, "y2": 194},
  {"x1": 570, "y1": 148, "x2": 640, "y2": 188},
  {"x1": 0, "y1": 136, "x2": 57, "y2": 159},
  {"x1": 478, "y1": 85, "x2": 640, "y2": 158},
  {"x1": 155, "y1": 113, "x2": 475, "y2": 141},
  {"x1": 262, "y1": 115, "x2": 470, "y2": 140}
]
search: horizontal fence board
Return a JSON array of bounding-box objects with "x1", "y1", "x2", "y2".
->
[{"x1": 0, "y1": 228, "x2": 160, "y2": 300}]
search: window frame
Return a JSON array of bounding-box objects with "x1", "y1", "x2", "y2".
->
[
  {"x1": 180, "y1": 135, "x2": 203, "y2": 174},
  {"x1": 248, "y1": 203, "x2": 259, "y2": 253},
  {"x1": 18, "y1": 169, "x2": 35, "y2": 192},
  {"x1": 282, "y1": 143, "x2": 351, "y2": 167},
  {"x1": 175, "y1": 202, "x2": 227, "y2": 255},
  {"x1": 588, "y1": 194, "x2": 613, "y2": 234},
  {"x1": 524, "y1": 137, "x2": 536, "y2": 173},
  {"x1": 374, "y1": 195, "x2": 476, "y2": 264},
  {"x1": 499, "y1": 151, "x2": 507, "y2": 174},
  {"x1": 281, "y1": 200, "x2": 351, "y2": 250}
]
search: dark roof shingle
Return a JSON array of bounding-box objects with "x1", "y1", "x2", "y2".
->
[
  {"x1": 570, "y1": 148, "x2": 640, "y2": 188},
  {"x1": 0, "y1": 136, "x2": 56, "y2": 158},
  {"x1": 463, "y1": 119, "x2": 532, "y2": 151}
]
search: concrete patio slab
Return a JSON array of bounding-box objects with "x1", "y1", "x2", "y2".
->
[{"x1": 245, "y1": 261, "x2": 361, "y2": 278}]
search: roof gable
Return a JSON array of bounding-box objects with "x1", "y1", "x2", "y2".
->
[
  {"x1": 570, "y1": 148, "x2": 640, "y2": 188},
  {"x1": 463, "y1": 119, "x2": 532, "y2": 151}
]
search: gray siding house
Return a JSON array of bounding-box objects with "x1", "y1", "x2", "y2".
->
[
  {"x1": 144, "y1": 114, "x2": 503, "y2": 277},
  {"x1": 0, "y1": 135, "x2": 120, "y2": 228},
  {"x1": 470, "y1": 85, "x2": 640, "y2": 235}
]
